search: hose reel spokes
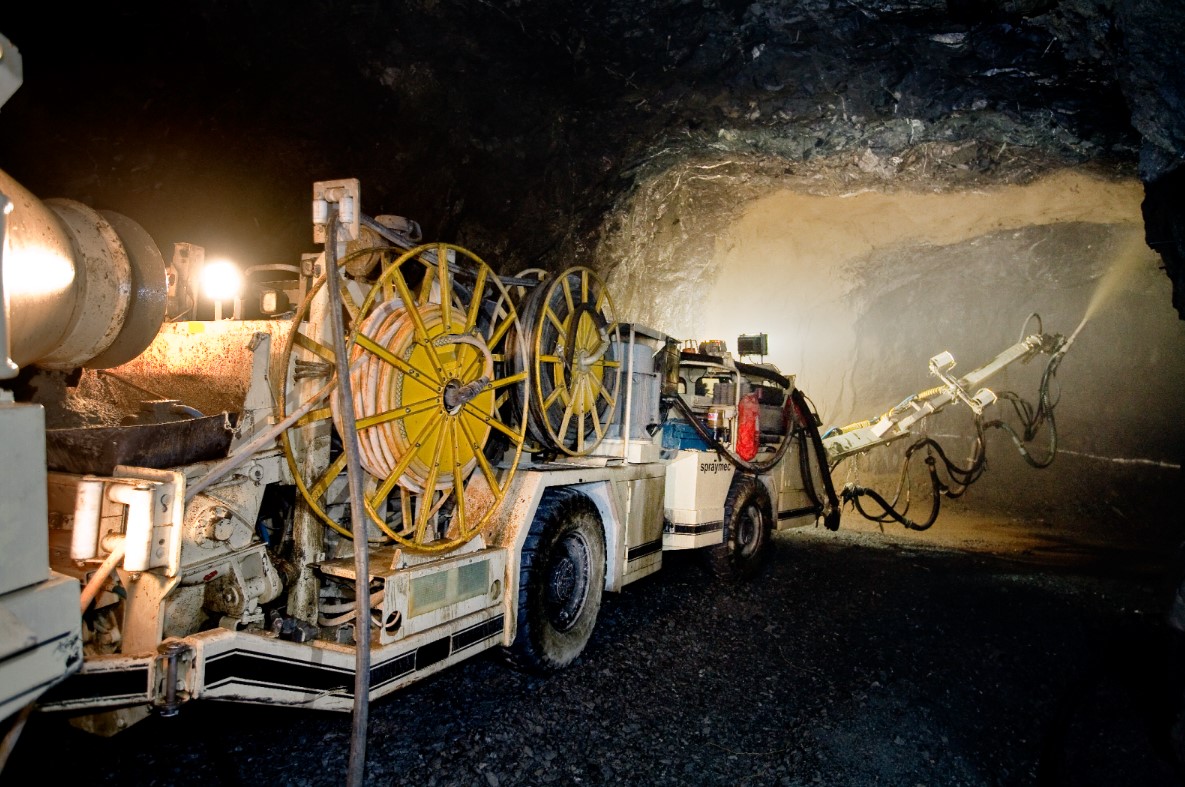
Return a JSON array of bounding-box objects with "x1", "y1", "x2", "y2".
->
[
  {"x1": 278, "y1": 242, "x2": 529, "y2": 553},
  {"x1": 515, "y1": 266, "x2": 623, "y2": 456}
]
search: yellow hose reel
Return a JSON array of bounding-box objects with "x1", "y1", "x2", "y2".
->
[
  {"x1": 277, "y1": 243, "x2": 529, "y2": 553},
  {"x1": 512, "y1": 266, "x2": 622, "y2": 457}
]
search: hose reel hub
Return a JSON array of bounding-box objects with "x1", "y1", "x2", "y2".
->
[
  {"x1": 331, "y1": 300, "x2": 496, "y2": 495},
  {"x1": 279, "y1": 242, "x2": 529, "y2": 553}
]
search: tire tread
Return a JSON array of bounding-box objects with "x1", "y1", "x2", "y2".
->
[{"x1": 504, "y1": 487, "x2": 605, "y2": 674}]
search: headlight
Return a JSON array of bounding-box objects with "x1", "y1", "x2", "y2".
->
[
  {"x1": 201, "y1": 259, "x2": 243, "y2": 302},
  {"x1": 260, "y1": 288, "x2": 291, "y2": 315}
]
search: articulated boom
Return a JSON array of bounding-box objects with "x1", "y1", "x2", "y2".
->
[
  {"x1": 0, "y1": 166, "x2": 1069, "y2": 756},
  {"x1": 822, "y1": 332, "x2": 1066, "y2": 464}
]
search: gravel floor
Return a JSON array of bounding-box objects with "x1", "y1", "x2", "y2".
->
[{"x1": 5, "y1": 525, "x2": 1184, "y2": 787}]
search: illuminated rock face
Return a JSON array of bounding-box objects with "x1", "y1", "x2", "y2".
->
[
  {"x1": 2, "y1": 0, "x2": 1184, "y2": 303},
  {"x1": 2, "y1": 0, "x2": 1183, "y2": 531},
  {"x1": 601, "y1": 166, "x2": 1185, "y2": 526},
  {"x1": 603, "y1": 170, "x2": 1152, "y2": 417}
]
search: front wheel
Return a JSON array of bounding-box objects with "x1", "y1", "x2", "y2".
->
[
  {"x1": 708, "y1": 475, "x2": 773, "y2": 582},
  {"x1": 506, "y1": 488, "x2": 606, "y2": 674}
]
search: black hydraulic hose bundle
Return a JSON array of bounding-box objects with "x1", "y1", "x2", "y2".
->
[
  {"x1": 662, "y1": 388, "x2": 841, "y2": 529},
  {"x1": 985, "y1": 346, "x2": 1064, "y2": 469},
  {"x1": 664, "y1": 392, "x2": 793, "y2": 474},
  {"x1": 790, "y1": 389, "x2": 842, "y2": 530},
  {"x1": 843, "y1": 335, "x2": 1066, "y2": 531},
  {"x1": 844, "y1": 461, "x2": 943, "y2": 531},
  {"x1": 843, "y1": 424, "x2": 987, "y2": 531}
]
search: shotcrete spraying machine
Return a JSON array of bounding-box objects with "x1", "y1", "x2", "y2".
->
[
  {"x1": 0, "y1": 35, "x2": 1070, "y2": 761},
  {"x1": 0, "y1": 170, "x2": 845, "y2": 740}
]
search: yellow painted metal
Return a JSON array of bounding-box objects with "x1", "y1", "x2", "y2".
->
[
  {"x1": 275, "y1": 243, "x2": 528, "y2": 553},
  {"x1": 490, "y1": 267, "x2": 550, "y2": 455},
  {"x1": 527, "y1": 266, "x2": 622, "y2": 456},
  {"x1": 832, "y1": 385, "x2": 951, "y2": 436},
  {"x1": 277, "y1": 270, "x2": 364, "y2": 540}
]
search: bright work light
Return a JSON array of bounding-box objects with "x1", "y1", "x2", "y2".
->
[{"x1": 201, "y1": 259, "x2": 243, "y2": 302}]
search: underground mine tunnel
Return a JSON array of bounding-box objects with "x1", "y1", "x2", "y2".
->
[{"x1": 2, "y1": 1, "x2": 1185, "y2": 784}]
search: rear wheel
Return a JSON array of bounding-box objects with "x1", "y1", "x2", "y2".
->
[
  {"x1": 708, "y1": 476, "x2": 772, "y2": 582},
  {"x1": 506, "y1": 488, "x2": 606, "y2": 673}
]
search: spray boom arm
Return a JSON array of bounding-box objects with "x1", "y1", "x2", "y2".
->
[{"x1": 822, "y1": 332, "x2": 1065, "y2": 464}]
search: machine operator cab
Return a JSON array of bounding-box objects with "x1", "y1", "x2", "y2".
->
[
  {"x1": 664, "y1": 338, "x2": 795, "y2": 460},
  {"x1": 658, "y1": 336, "x2": 833, "y2": 567}
]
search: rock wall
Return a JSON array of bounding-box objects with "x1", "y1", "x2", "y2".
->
[
  {"x1": 4, "y1": 0, "x2": 1183, "y2": 296},
  {"x1": 2, "y1": 2, "x2": 1183, "y2": 528},
  {"x1": 600, "y1": 163, "x2": 1185, "y2": 527}
]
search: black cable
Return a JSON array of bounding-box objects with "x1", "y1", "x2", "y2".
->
[
  {"x1": 661, "y1": 387, "x2": 839, "y2": 528},
  {"x1": 663, "y1": 392, "x2": 793, "y2": 474},
  {"x1": 843, "y1": 455, "x2": 943, "y2": 531},
  {"x1": 983, "y1": 349, "x2": 1063, "y2": 468},
  {"x1": 791, "y1": 389, "x2": 841, "y2": 530},
  {"x1": 842, "y1": 326, "x2": 1069, "y2": 530},
  {"x1": 797, "y1": 427, "x2": 826, "y2": 512}
]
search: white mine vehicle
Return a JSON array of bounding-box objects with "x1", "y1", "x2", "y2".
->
[
  {"x1": 0, "y1": 170, "x2": 851, "y2": 739},
  {"x1": 0, "y1": 33, "x2": 1069, "y2": 756},
  {"x1": 0, "y1": 167, "x2": 1068, "y2": 746}
]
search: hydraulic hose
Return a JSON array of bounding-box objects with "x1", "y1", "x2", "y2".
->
[
  {"x1": 842, "y1": 317, "x2": 1069, "y2": 531},
  {"x1": 661, "y1": 388, "x2": 840, "y2": 528},
  {"x1": 790, "y1": 389, "x2": 841, "y2": 530},
  {"x1": 842, "y1": 417, "x2": 988, "y2": 531},
  {"x1": 985, "y1": 348, "x2": 1064, "y2": 469},
  {"x1": 843, "y1": 455, "x2": 943, "y2": 531},
  {"x1": 663, "y1": 392, "x2": 791, "y2": 474},
  {"x1": 797, "y1": 429, "x2": 828, "y2": 514}
]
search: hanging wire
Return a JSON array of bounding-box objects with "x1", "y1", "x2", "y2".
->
[{"x1": 841, "y1": 318, "x2": 1067, "y2": 531}]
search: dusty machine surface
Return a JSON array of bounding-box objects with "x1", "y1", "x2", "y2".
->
[
  {"x1": 0, "y1": 162, "x2": 863, "y2": 746},
  {"x1": 0, "y1": 33, "x2": 1072, "y2": 751}
]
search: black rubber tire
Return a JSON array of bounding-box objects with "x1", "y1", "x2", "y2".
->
[
  {"x1": 505, "y1": 488, "x2": 606, "y2": 674},
  {"x1": 707, "y1": 475, "x2": 773, "y2": 582}
]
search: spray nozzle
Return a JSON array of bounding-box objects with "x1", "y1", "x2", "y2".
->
[{"x1": 1033, "y1": 332, "x2": 1068, "y2": 357}]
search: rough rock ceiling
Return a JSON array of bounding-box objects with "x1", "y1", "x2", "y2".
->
[{"x1": 1, "y1": 0, "x2": 1182, "y2": 309}]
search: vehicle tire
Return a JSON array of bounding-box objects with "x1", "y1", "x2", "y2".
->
[
  {"x1": 506, "y1": 488, "x2": 606, "y2": 674},
  {"x1": 707, "y1": 475, "x2": 772, "y2": 582}
]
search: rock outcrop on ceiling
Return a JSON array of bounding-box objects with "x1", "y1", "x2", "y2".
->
[{"x1": 1, "y1": 0, "x2": 1182, "y2": 312}]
